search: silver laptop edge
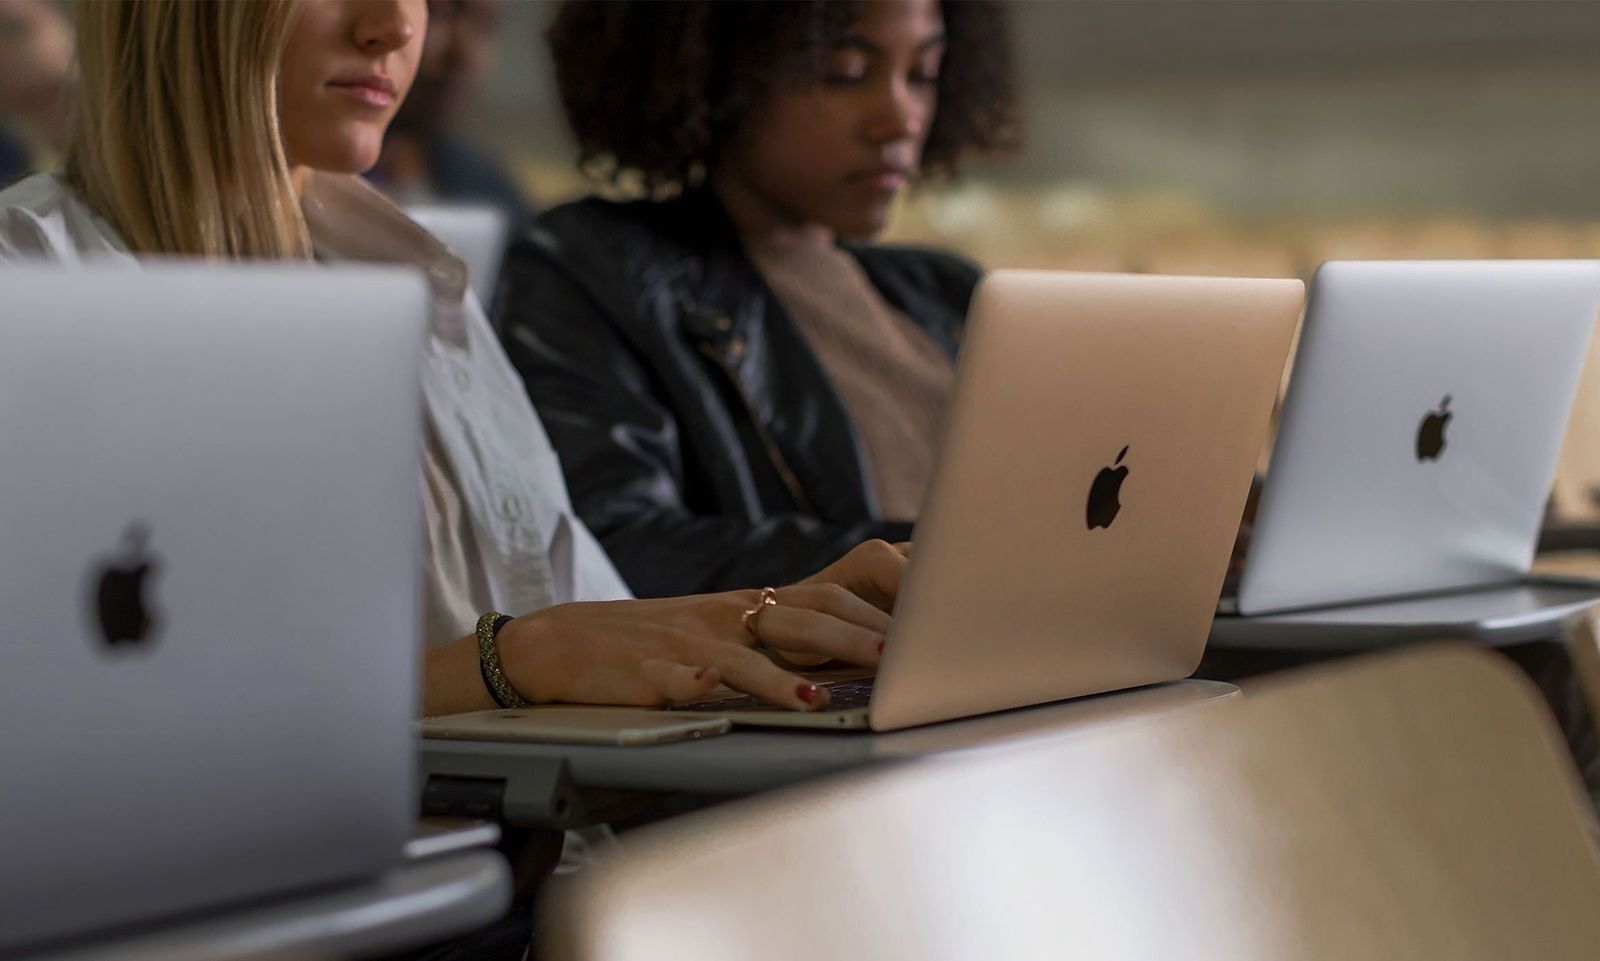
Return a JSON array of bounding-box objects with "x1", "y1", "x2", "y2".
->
[
  {"x1": 1237, "y1": 259, "x2": 1600, "y2": 616},
  {"x1": 1, "y1": 263, "x2": 428, "y2": 951}
]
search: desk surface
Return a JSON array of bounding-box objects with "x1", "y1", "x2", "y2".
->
[
  {"x1": 422, "y1": 679, "x2": 1238, "y2": 803},
  {"x1": 20, "y1": 851, "x2": 510, "y2": 961},
  {"x1": 1534, "y1": 550, "x2": 1600, "y2": 580},
  {"x1": 1210, "y1": 578, "x2": 1600, "y2": 650}
]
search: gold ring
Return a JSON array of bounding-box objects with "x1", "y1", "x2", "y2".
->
[{"x1": 741, "y1": 586, "x2": 779, "y2": 638}]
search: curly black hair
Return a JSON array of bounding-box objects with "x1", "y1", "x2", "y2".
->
[{"x1": 546, "y1": 0, "x2": 1019, "y2": 193}]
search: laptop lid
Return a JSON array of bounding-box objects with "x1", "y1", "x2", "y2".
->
[
  {"x1": 1237, "y1": 260, "x2": 1600, "y2": 616},
  {"x1": 0, "y1": 264, "x2": 427, "y2": 951},
  {"x1": 870, "y1": 271, "x2": 1303, "y2": 731},
  {"x1": 1552, "y1": 308, "x2": 1600, "y2": 520},
  {"x1": 406, "y1": 204, "x2": 508, "y2": 308}
]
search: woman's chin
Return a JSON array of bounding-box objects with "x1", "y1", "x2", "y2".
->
[
  {"x1": 337, "y1": 145, "x2": 386, "y2": 176},
  {"x1": 287, "y1": 135, "x2": 387, "y2": 177},
  {"x1": 832, "y1": 211, "x2": 893, "y2": 242}
]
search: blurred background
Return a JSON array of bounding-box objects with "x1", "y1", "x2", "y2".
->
[
  {"x1": 8, "y1": 0, "x2": 1600, "y2": 277},
  {"x1": 458, "y1": 0, "x2": 1600, "y2": 279}
]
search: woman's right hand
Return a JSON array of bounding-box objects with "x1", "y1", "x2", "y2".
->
[{"x1": 494, "y1": 539, "x2": 909, "y2": 712}]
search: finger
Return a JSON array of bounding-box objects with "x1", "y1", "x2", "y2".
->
[
  {"x1": 636, "y1": 658, "x2": 722, "y2": 705},
  {"x1": 680, "y1": 638, "x2": 831, "y2": 711},
  {"x1": 834, "y1": 539, "x2": 908, "y2": 613},
  {"x1": 759, "y1": 647, "x2": 834, "y2": 669},
  {"x1": 891, "y1": 541, "x2": 912, "y2": 557},
  {"x1": 777, "y1": 582, "x2": 892, "y2": 635},
  {"x1": 752, "y1": 604, "x2": 883, "y2": 666}
]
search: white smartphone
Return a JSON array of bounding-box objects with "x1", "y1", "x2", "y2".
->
[{"x1": 420, "y1": 706, "x2": 732, "y2": 747}]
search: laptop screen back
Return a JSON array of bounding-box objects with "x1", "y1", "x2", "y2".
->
[
  {"x1": 873, "y1": 271, "x2": 1303, "y2": 730},
  {"x1": 1238, "y1": 260, "x2": 1600, "y2": 615},
  {"x1": 0, "y1": 264, "x2": 427, "y2": 950}
]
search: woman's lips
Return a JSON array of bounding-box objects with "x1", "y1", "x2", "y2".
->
[
  {"x1": 854, "y1": 169, "x2": 908, "y2": 192},
  {"x1": 327, "y1": 75, "x2": 397, "y2": 110}
]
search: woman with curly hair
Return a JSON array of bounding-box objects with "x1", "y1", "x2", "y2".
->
[{"x1": 497, "y1": 0, "x2": 1019, "y2": 598}]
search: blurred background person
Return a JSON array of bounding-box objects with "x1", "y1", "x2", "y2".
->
[
  {"x1": 381, "y1": 0, "x2": 1600, "y2": 530},
  {"x1": 497, "y1": 0, "x2": 1018, "y2": 599},
  {"x1": 368, "y1": 0, "x2": 533, "y2": 226},
  {"x1": 0, "y1": 0, "x2": 73, "y2": 188}
]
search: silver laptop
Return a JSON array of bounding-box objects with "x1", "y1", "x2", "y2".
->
[
  {"x1": 0, "y1": 264, "x2": 428, "y2": 952},
  {"x1": 666, "y1": 270, "x2": 1303, "y2": 731},
  {"x1": 407, "y1": 204, "x2": 509, "y2": 307},
  {"x1": 1233, "y1": 260, "x2": 1600, "y2": 618}
]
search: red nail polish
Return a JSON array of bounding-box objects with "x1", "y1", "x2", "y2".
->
[
  {"x1": 877, "y1": 640, "x2": 884, "y2": 654},
  {"x1": 796, "y1": 683, "x2": 820, "y2": 704}
]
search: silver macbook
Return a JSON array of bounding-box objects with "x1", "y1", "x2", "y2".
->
[
  {"x1": 664, "y1": 270, "x2": 1302, "y2": 731},
  {"x1": 0, "y1": 264, "x2": 428, "y2": 952},
  {"x1": 407, "y1": 204, "x2": 509, "y2": 308},
  {"x1": 1234, "y1": 260, "x2": 1600, "y2": 617}
]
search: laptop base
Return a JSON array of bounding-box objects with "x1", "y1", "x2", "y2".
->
[
  {"x1": 671, "y1": 675, "x2": 875, "y2": 729},
  {"x1": 17, "y1": 851, "x2": 509, "y2": 961},
  {"x1": 1211, "y1": 576, "x2": 1600, "y2": 651}
]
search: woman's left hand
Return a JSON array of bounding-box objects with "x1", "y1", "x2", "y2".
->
[{"x1": 758, "y1": 538, "x2": 910, "y2": 667}]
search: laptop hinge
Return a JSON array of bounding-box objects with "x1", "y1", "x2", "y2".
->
[
  {"x1": 421, "y1": 775, "x2": 508, "y2": 822},
  {"x1": 418, "y1": 756, "x2": 583, "y2": 830}
]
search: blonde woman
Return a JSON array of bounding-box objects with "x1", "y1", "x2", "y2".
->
[{"x1": 0, "y1": 0, "x2": 901, "y2": 715}]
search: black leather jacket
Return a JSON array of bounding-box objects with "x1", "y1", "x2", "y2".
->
[{"x1": 495, "y1": 191, "x2": 979, "y2": 597}]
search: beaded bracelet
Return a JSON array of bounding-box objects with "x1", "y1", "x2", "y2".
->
[{"x1": 475, "y1": 611, "x2": 532, "y2": 709}]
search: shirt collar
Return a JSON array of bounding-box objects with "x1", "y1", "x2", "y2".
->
[{"x1": 298, "y1": 171, "x2": 471, "y2": 344}]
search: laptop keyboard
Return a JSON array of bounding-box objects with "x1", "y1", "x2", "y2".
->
[{"x1": 671, "y1": 678, "x2": 876, "y2": 713}]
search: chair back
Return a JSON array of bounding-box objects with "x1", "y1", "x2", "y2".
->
[{"x1": 546, "y1": 646, "x2": 1600, "y2": 961}]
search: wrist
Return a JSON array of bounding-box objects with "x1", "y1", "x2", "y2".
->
[{"x1": 490, "y1": 610, "x2": 557, "y2": 705}]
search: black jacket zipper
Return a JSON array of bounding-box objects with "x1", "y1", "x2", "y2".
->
[{"x1": 695, "y1": 340, "x2": 818, "y2": 517}]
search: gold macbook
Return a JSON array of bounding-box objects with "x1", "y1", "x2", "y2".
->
[{"x1": 675, "y1": 270, "x2": 1303, "y2": 731}]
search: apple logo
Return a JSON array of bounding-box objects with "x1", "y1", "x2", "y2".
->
[
  {"x1": 1416, "y1": 395, "x2": 1452, "y2": 462},
  {"x1": 1086, "y1": 445, "x2": 1130, "y2": 530},
  {"x1": 90, "y1": 522, "x2": 161, "y2": 650}
]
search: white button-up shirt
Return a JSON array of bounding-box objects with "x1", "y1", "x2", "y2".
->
[{"x1": 0, "y1": 172, "x2": 632, "y2": 648}]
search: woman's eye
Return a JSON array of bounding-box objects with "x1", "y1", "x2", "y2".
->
[{"x1": 822, "y1": 51, "x2": 870, "y2": 84}]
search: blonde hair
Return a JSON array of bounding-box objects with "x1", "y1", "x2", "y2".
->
[{"x1": 65, "y1": 0, "x2": 311, "y2": 259}]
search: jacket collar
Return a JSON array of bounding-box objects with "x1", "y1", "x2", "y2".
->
[
  {"x1": 665, "y1": 188, "x2": 883, "y2": 521},
  {"x1": 671, "y1": 188, "x2": 960, "y2": 355},
  {"x1": 670, "y1": 188, "x2": 766, "y2": 344}
]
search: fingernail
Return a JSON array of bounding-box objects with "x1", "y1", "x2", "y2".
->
[
  {"x1": 693, "y1": 667, "x2": 709, "y2": 680},
  {"x1": 876, "y1": 640, "x2": 884, "y2": 654},
  {"x1": 795, "y1": 683, "x2": 821, "y2": 704}
]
